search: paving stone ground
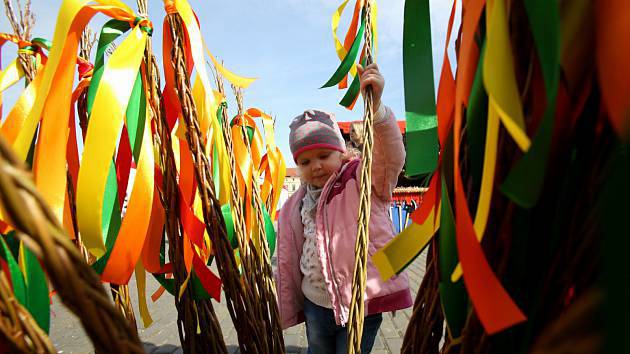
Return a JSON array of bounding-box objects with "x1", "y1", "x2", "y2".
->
[{"x1": 50, "y1": 250, "x2": 427, "y2": 353}]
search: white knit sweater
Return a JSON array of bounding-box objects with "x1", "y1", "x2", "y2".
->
[{"x1": 300, "y1": 184, "x2": 332, "y2": 308}]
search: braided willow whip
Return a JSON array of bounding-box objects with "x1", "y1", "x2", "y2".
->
[
  {"x1": 167, "y1": 9, "x2": 234, "y2": 353},
  {"x1": 0, "y1": 136, "x2": 144, "y2": 354},
  {"x1": 145, "y1": 7, "x2": 227, "y2": 354},
  {"x1": 233, "y1": 86, "x2": 285, "y2": 353},
  {"x1": 347, "y1": 1, "x2": 375, "y2": 352},
  {"x1": 211, "y1": 75, "x2": 272, "y2": 354},
  {"x1": 0, "y1": 271, "x2": 55, "y2": 353}
]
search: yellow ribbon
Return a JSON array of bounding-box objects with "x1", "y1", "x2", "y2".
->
[
  {"x1": 246, "y1": 109, "x2": 286, "y2": 217},
  {"x1": 372, "y1": 204, "x2": 441, "y2": 281},
  {"x1": 204, "y1": 90, "x2": 232, "y2": 205},
  {"x1": 0, "y1": 59, "x2": 24, "y2": 92},
  {"x1": 371, "y1": 1, "x2": 378, "y2": 57},
  {"x1": 135, "y1": 261, "x2": 154, "y2": 328},
  {"x1": 191, "y1": 74, "x2": 215, "y2": 142},
  {"x1": 174, "y1": 0, "x2": 216, "y2": 109},
  {"x1": 483, "y1": 0, "x2": 530, "y2": 152},
  {"x1": 1, "y1": 65, "x2": 41, "y2": 145},
  {"x1": 77, "y1": 25, "x2": 147, "y2": 257},
  {"x1": 451, "y1": 102, "x2": 500, "y2": 282},
  {"x1": 203, "y1": 41, "x2": 257, "y2": 89}
]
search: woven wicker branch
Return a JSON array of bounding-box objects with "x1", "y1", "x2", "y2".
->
[
  {"x1": 210, "y1": 75, "x2": 277, "y2": 354},
  {"x1": 0, "y1": 136, "x2": 144, "y2": 354},
  {"x1": 401, "y1": 242, "x2": 444, "y2": 354},
  {"x1": 162, "y1": 12, "x2": 229, "y2": 354},
  {"x1": 232, "y1": 86, "x2": 285, "y2": 353},
  {"x1": 0, "y1": 271, "x2": 55, "y2": 353},
  {"x1": 347, "y1": 1, "x2": 375, "y2": 353},
  {"x1": 110, "y1": 284, "x2": 138, "y2": 331}
]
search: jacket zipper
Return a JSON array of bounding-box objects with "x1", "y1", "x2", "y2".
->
[{"x1": 321, "y1": 172, "x2": 347, "y2": 326}]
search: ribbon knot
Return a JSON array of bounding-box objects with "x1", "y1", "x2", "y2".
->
[
  {"x1": 16, "y1": 40, "x2": 35, "y2": 55},
  {"x1": 77, "y1": 57, "x2": 94, "y2": 79},
  {"x1": 164, "y1": 0, "x2": 177, "y2": 14},
  {"x1": 133, "y1": 16, "x2": 154, "y2": 36}
]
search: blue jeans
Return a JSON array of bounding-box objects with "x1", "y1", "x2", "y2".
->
[{"x1": 303, "y1": 298, "x2": 383, "y2": 354}]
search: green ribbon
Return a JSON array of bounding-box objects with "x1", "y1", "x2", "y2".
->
[
  {"x1": 262, "y1": 207, "x2": 276, "y2": 257},
  {"x1": 321, "y1": 16, "x2": 366, "y2": 89},
  {"x1": 466, "y1": 41, "x2": 488, "y2": 197},
  {"x1": 30, "y1": 38, "x2": 52, "y2": 51},
  {"x1": 151, "y1": 231, "x2": 216, "y2": 301},
  {"x1": 221, "y1": 204, "x2": 238, "y2": 249},
  {"x1": 126, "y1": 74, "x2": 146, "y2": 162},
  {"x1": 87, "y1": 20, "x2": 131, "y2": 113},
  {"x1": 0, "y1": 236, "x2": 26, "y2": 306},
  {"x1": 500, "y1": 0, "x2": 560, "y2": 208},
  {"x1": 221, "y1": 203, "x2": 277, "y2": 257},
  {"x1": 402, "y1": 0, "x2": 438, "y2": 177},
  {"x1": 154, "y1": 271, "x2": 214, "y2": 301},
  {"x1": 339, "y1": 69, "x2": 361, "y2": 108},
  {"x1": 0, "y1": 235, "x2": 49, "y2": 333},
  {"x1": 230, "y1": 115, "x2": 255, "y2": 144},
  {"x1": 438, "y1": 176, "x2": 468, "y2": 338},
  {"x1": 339, "y1": 56, "x2": 367, "y2": 108},
  {"x1": 23, "y1": 243, "x2": 49, "y2": 333}
]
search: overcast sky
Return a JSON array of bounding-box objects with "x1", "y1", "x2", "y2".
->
[{"x1": 1, "y1": 0, "x2": 458, "y2": 166}]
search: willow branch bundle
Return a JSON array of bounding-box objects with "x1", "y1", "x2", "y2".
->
[
  {"x1": 3, "y1": 0, "x2": 36, "y2": 83},
  {"x1": 145, "y1": 43, "x2": 193, "y2": 350},
  {"x1": 209, "y1": 73, "x2": 280, "y2": 354},
  {"x1": 0, "y1": 272, "x2": 55, "y2": 353},
  {"x1": 347, "y1": 0, "x2": 375, "y2": 352},
  {"x1": 70, "y1": 28, "x2": 95, "y2": 264},
  {"x1": 163, "y1": 12, "x2": 228, "y2": 354},
  {"x1": 0, "y1": 136, "x2": 144, "y2": 354},
  {"x1": 232, "y1": 86, "x2": 285, "y2": 353},
  {"x1": 401, "y1": 242, "x2": 444, "y2": 354},
  {"x1": 142, "y1": 20, "x2": 192, "y2": 352}
]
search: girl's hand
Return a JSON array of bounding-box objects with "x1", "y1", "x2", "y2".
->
[{"x1": 357, "y1": 63, "x2": 385, "y2": 109}]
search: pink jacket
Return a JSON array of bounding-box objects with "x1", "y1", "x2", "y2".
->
[{"x1": 275, "y1": 108, "x2": 413, "y2": 329}]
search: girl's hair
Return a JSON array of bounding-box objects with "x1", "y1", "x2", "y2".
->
[
  {"x1": 343, "y1": 144, "x2": 361, "y2": 161},
  {"x1": 349, "y1": 121, "x2": 365, "y2": 147}
]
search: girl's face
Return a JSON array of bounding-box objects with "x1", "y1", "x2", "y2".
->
[{"x1": 296, "y1": 148, "x2": 343, "y2": 188}]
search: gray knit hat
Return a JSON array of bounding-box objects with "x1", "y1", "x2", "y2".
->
[{"x1": 289, "y1": 110, "x2": 346, "y2": 161}]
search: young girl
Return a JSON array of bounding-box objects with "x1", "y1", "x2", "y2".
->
[{"x1": 275, "y1": 64, "x2": 412, "y2": 354}]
